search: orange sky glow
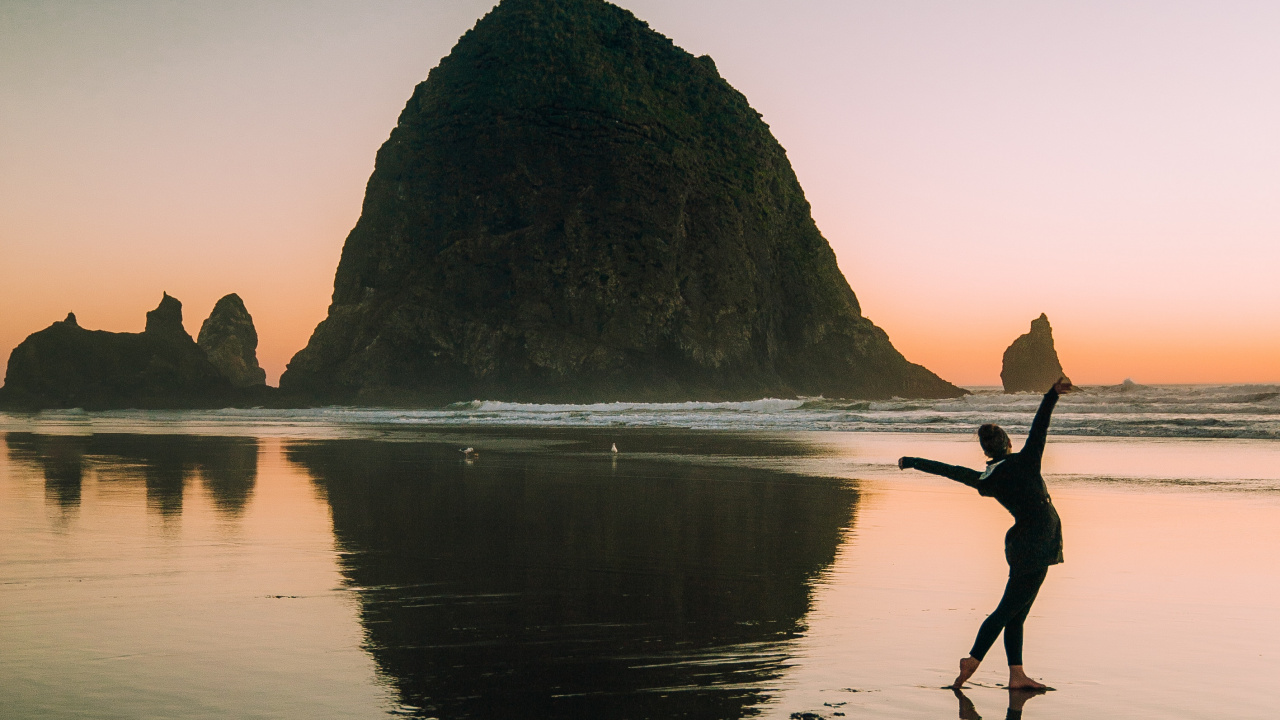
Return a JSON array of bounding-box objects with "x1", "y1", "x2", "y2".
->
[{"x1": 2, "y1": 0, "x2": 1276, "y2": 389}]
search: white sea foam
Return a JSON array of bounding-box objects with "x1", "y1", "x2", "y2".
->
[
  {"x1": 1, "y1": 384, "x2": 1276, "y2": 439},
  {"x1": 459, "y1": 398, "x2": 807, "y2": 413}
]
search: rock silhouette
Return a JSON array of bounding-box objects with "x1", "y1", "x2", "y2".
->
[
  {"x1": 1001, "y1": 313, "x2": 1069, "y2": 393},
  {"x1": 197, "y1": 294, "x2": 267, "y2": 388},
  {"x1": 0, "y1": 294, "x2": 232, "y2": 409},
  {"x1": 281, "y1": 0, "x2": 963, "y2": 404},
  {"x1": 145, "y1": 293, "x2": 187, "y2": 338}
]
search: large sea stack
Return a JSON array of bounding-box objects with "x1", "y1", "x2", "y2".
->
[
  {"x1": 0, "y1": 294, "x2": 232, "y2": 410},
  {"x1": 1001, "y1": 313, "x2": 1069, "y2": 393},
  {"x1": 281, "y1": 0, "x2": 964, "y2": 404}
]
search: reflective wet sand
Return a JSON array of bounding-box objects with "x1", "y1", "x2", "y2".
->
[
  {"x1": 3, "y1": 426, "x2": 1279, "y2": 718},
  {"x1": 0, "y1": 434, "x2": 390, "y2": 719}
]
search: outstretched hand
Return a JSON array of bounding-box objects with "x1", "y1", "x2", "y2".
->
[
  {"x1": 1052, "y1": 377, "x2": 1074, "y2": 394},
  {"x1": 897, "y1": 456, "x2": 909, "y2": 470}
]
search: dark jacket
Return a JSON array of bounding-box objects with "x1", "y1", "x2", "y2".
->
[{"x1": 902, "y1": 389, "x2": 1064, "y2": 574}]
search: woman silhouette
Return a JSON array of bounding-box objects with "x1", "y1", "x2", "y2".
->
[{"x1": 898, "y1": 377, "x2": 1073, "y2": 689}]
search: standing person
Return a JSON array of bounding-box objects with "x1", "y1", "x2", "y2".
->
[{"x1": 898, "y1": 377, "x2": 1074, "y2": 690}]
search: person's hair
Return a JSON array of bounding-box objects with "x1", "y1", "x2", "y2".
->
[{"x1": 978, "y1": 424, "x2": 1011, "y2": 458}]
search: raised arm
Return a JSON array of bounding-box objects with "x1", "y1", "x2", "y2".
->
[
  {"x1": 1022, "y1": 378, "x2": 1071, "y2": 464},
  {"x1": 899, "y1": 457, "x2": 982, "y2": 488}
]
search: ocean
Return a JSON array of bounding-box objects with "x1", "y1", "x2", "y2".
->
[
  {"x1": 1, "y1": 384, "x2": 1278, "y2": 719},
  {"x1": 4, "y1": 382, "x2": 1277, "y2": 439}
]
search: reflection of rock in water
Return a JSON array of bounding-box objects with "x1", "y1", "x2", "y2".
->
[
  {"x1": 287, "y1": 438, "x2": 857, "y2": 719},
  {"x1": 192, "y1": 440, "x2": 258, "y2": 515},
  {"x1": 3, "y1": 433, "x2": 259, "y2": 517},
  {"x1": 100, "y1": 435, "x2": 189, "y2": 516},
  {"x1": 4, "y1": 433, "x2": 87, "y2": 510}
]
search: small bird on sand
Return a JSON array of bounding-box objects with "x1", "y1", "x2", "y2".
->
[
  {"x1": 611, "y1": 443, "x2": 618, "y2": 453},
  {"x1": 460, "y1": 447, "x2": 478, "y2": 458}
]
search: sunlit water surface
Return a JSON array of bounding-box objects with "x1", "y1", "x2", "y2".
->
[{"x1": 2, "y1": 414, "x2": 1279, "y2": 719}]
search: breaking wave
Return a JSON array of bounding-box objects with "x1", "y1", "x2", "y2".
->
[{"x1": 2, "y1": 384, "x2": 1277, "y2": 440}]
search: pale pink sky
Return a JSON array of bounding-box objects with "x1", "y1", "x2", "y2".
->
[{"x1": 2, "y1": 0, "x2": 1277, "y2": 387}]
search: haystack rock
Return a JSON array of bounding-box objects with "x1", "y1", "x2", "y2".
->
[
  {"x1": 198, "y1": 294, "x2": 267, "y2": 388},
  {"x1": 1001, "y1": 314, "x2": 1069, "y2": 393},
  {"x1": 281, "y1": 0, "x2": 964, "y2": 404},
  {"x1": 0, "y1": 293, "x2": 231, "y2": 410}
]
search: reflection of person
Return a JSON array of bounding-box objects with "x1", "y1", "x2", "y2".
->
[
  {"x1": 953, "y1": 687, "x2": 1047, "y2": 720},
  {"x1": 899, "y1": 378, "x2": 1074, "y2": 690},
  {"x1": 1005, "y1": 687, "x2": 1046, "y2": 719},
  {"x1": 953, "y1": 688, "x2": 982, "y2": 720}
]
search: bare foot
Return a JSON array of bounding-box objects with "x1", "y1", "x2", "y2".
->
[
  {"x1": 950, "y1": 656, "x2": 981, "y2": 688},
  {"x1": 1007, "y1": 665, "x2": 1052, "y2": 690}
]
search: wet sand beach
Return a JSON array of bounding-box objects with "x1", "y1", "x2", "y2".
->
[{"x1": 2, "y1": 421, "x2": 1279, "y2": 719}]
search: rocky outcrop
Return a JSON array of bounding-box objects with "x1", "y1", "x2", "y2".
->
[
  {"x1": 0, "y1": 293, "x2": 233, "y2": 409},
  {"x1": 281, "y1": 0, "x2": 963, "y2": 404},
  {"x1": 197, "y1": 294, "x2": 266, "y2": 388},
  {"x1": 1001, "y1": 314, "x2": 1069, "y2": 393},
  {"x1": 145, "y1": 293, "x2": 187, "y2": 337}
]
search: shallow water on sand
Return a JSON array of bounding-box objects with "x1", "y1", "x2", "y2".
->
[{"x1": 2, "y1": 422, "x2": 1278, "y2": 719}]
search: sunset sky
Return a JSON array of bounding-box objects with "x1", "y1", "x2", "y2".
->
[{"x1": 2, "y1": 0, "x2": 1277, "y2": 388}]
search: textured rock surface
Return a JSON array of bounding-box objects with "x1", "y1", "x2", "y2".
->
[
  {"x1": 1001, "y1": 314, "x2": 1069, "y2": 393},
  {"x1": 198, "y1": 294, "x2": 267, "y2": 388},
  {"x1": 282, "y1": 0, "x2": 963, "y2": 403},
  {"x1": 0, "y1": 294, "x2": 233, "y2": 409}
]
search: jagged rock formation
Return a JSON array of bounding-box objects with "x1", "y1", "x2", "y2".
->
[
  {"x1": 1001, "y1": 314, "x2": 1069, "y2": 393},
  {"x1": 0, "y1": 293, "x2": 233, "y2": 409},
  {"x1": 281, "y1": 0, "x2": 963, "y2": 404},
  {"x1": 145, "y1": 293, "x2": 187, "y2": 337},
  {"x1": 197, "y1": 294, "x2": 267, "y2": 388}
]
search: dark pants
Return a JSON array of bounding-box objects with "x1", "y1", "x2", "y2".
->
[{"x1": 969, "y1": 567, "x2": 1048, "y2": 665}]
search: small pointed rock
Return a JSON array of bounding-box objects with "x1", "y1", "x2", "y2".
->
[
  {"x1": 144, "y1": 292, "x2": 191, "y2": 339},
  {"x1": 1001, "y1": 314, "x2": 1069, "y2": 393}
]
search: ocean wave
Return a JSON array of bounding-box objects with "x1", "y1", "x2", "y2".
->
[
  {"x1": 454, "y1": 398, "x2": 807, "y2": 413},
  {"x1": 0, "y1": 384, "x2": 1276, "y2": 440}
]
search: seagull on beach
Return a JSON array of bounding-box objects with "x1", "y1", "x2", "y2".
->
[{"x1": 460, "y1": 447, "x2": 478, "y2": 459}]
